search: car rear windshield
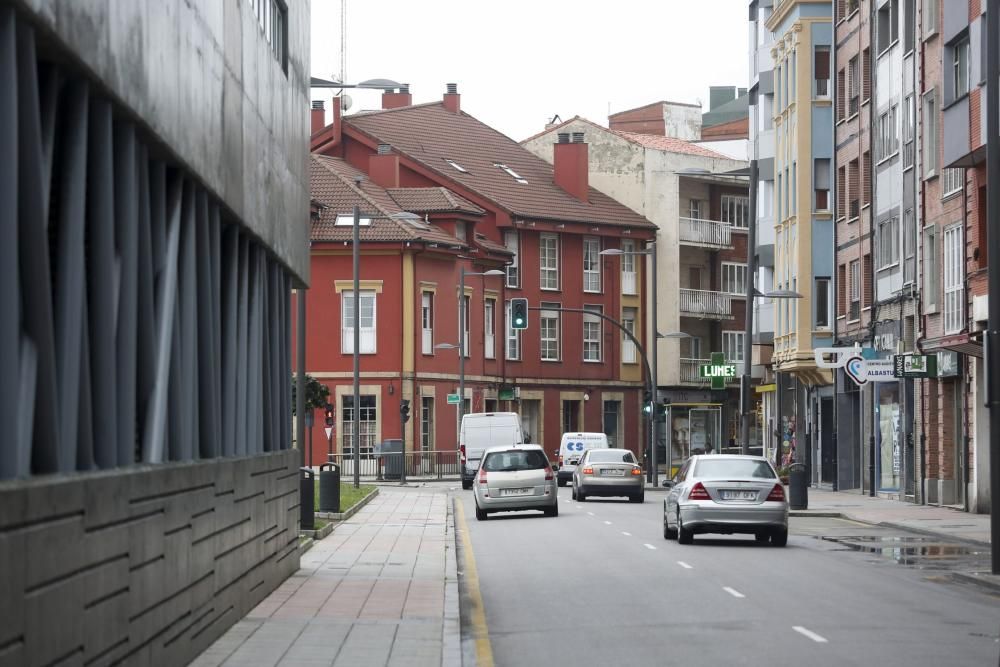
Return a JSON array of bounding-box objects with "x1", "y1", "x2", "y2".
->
[
  {"x1": 483, "y1": 450, "x2": 548, "y2": 472},
  {"x1": 693, "y1": 459, "x2": 776, "y2": 479},
  {"x1": 587, "y1": 450, "x2": 636, "y2": 464}
]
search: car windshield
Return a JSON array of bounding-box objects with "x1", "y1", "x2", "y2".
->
[
  {"x1": 482, "y1": 450, "x2": 548, "y2": 472},
  {"x1": 587, "y1": 450, "x2": 636, "y2": 464},
  {"x1": 693, "y1": 459, "x2": 776, "y2": 479}
]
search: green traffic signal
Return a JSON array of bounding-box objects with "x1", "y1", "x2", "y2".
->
[{"x1": 511, "y1": 298, "x2": 529, "y2": 330}]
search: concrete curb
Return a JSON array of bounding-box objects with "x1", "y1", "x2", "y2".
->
[
  {"x1": 870, "y1": 519, "x2": 992, "y2": 548},
  {"x1": 789, "y1": 511, "x2": 846, "y2": 518},
  {"x1": 443, "y1": 496, "x2": 462, "y2": 666},
  {"x1": 950, "y1": 571, "x2": 1000, "y2": 595},
  {"x1": 315, "y1": 486, "x2": 380, "y2": 521}
]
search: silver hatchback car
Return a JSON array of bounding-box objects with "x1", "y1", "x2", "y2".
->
[
  {"x1": 662, "y1": 455, "x2": 789, "y2": 546},
  {"x1": 571, "y1": 448, "x2": 644, "y2": 503},
  {"x1": 473, "y1": 445, "x2": 558, "y2": 520}
]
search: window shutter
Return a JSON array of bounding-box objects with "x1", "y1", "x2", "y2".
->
[
  {"x1": 862, "y1": 48, "x2": 871, "y2": 100},
  {"x1": 863, "y1": 253, "x2": 873, "y2": 307}
]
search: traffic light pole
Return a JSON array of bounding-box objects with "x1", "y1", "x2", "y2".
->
[{"x1": 400, "y1": 399, "x2": 410, "y2": 486}]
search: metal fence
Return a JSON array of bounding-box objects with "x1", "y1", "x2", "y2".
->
[{"x1": 324, "y1": 450, "x2": 463, "y2": 481}]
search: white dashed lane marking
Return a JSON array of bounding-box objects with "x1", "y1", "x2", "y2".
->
[
  {"x1": 792, "y1": 626, "x2": 829, "y2": 643},
  {"x1": 603, "y1": 521, "x2": 612, "y2": 525},
  {"x1": 723, "y1": 587, "x2": 745, "y2": 599},
  {"x1": 643, "y1": 544, "x2": 657, "y2": 550},
  {"x1": 587, "y1": 512, "x2": 595, "y2": 516},
  {"x1": 621, "y1": 531, "x2": 632, "y2": 536},
  {"x1": 677, "y1": 561, "x2": 693, "y2": 569}
]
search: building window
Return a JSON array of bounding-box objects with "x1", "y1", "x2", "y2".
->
[
  {"x1": 504, "y1": 230, "x2": 519, "y2": 287},
  {"x1": 420, "y1": 397, "x2": 434, "y2": 452},
  {"x1": 722, "y1": 262, "x2": 748, "y2": 295},
  {"x1": 583, "y1": 306, "x2": 602, "y2": 362},
  {"x1": 944, "y1": 224, "x2": 964, "y2": 333},
  {"x1": 923, "y1": 90, "x2": 937, "y2": 177},
  {"x1": 484, "y1": 299, "x2": 496, "y2": 360},
  {"x1": 877, "y1": 217, "x2": 900, "y2": 269},
  {"x1": 924, "y1": 227, "x2": 938, "y2": 312},
  {"x1": 454, "y1": 222, "x2": 467, "y2": 242},
  {"x1": 342, "y1": 290, "x2": 376, "y2": 354},
  {"x1": 849, "y1": 259, "x2": 861, "y2": 320},
  {"x1": 922, "y1": 0, "x2": 937, "y2": 36},
  {"x1": 877, "y1": 105, "x2": 898, "y2": 162},
  {"x1": 421, "y1": 291, "x2": 433, "y2": 354},
  {"x1": 688, "y1": 199, "x2": 704, "y2": 220},
  {"x1": 341, "y1": 395, "x2": 377, "y2": 459},
  {"x1": 877, "y1": 0, "x2": 899, "y2": 54},
  {"x1": 505, "y1": 300, "x2": 521, "y2": 360},
  {"x1": 952, "y1": 37, "x2": 970, "y2": 101},
  {"x1": 540, "y1": 234, "x2": 559, "y2": 290},
  {"x1": 815, "y1": 47, "x2": 830, "y2": 97},
  {"x1": 942, "y1": 168, "x2": 964, "y2": 198},
  {"x1": 721, "y1": 194, "x2": 750, "y2": 228},
  {"x1": 904, "y1": 0, "x2": 915, "y2": 53},
  {"x1": 540, "y1": 303, "x2": 561, "y2": 361},
  {"x1": 904, "y1": 208, "x2": 917, "y2": 284},
  {"x1": 815, "y1": 278, "x2": 831, "y2": 328},
  {"x1": 622, "y1": 307, "x2": 637, "y2": 364},
  {"x1": 603, "y1": 401, "x2": 621, "y2": 448},
  {"x1": 862, "y1": 151, "x2": 871, "y2": 205},
  {"x1": 814, "y1": 158, "x2": 831, "y2": 211},
  {"x1": 462, "y1": 295, "x2": 470, "y2": 357},
  {"x1": 722, "y1": 331, "x2": 745, "y2": 372},
  {"x1": 902, "y1": 94, "x2": 915, "y2": 169},
  {"x1": 848, "y1": 159, "x2": 860, "y2": 219},
  {"x1": 847, "y1": 55, "x2": 860, "y2": 116},
  {"x1": 249, "y1": 0, "x2": 288, "y2": 73},
  {"x1": 583, "y1": 237, "x2": 602, "y2": 292},
  {"x1": 621, "y1": 240, "x2": 637, "y2": 295}
]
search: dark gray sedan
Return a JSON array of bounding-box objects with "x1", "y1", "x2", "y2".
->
[
  {"x1": 662, "y1": 455, "x2": 788, "y2": 546},
  {"x1": 571, "y1": 448, "x2": 644, "y2": 503}
]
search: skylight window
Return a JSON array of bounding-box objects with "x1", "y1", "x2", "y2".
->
[
  {"x1": 390, "y1": 211, "x2": 430, "y2": 230},
  {"x1": 335, "y1": 215, "x2": 372, "y2": 226},
  {"x1": 445, "y1": 159, "x2": 468, "y2": 173},
  {"x1": 494, "y1": 163, "x2": 527, "y2": 184}
]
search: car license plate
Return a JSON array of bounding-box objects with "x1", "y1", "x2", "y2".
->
[
  {"x1": 501, "y1": 487, "x2": 532, "y2": 497},
  {"x1": 721, "y1": 490, "x2": 757, "y2": 500},
  {"x1": 601, "y1": 469, "x2": 625, "y2": 476}
]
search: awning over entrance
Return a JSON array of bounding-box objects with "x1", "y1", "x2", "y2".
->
[{"x1": 919, "y1": 332, "x2": 983, "y2": 359}]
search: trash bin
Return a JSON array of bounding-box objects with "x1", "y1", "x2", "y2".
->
[
  {"x1": 381, "y1": 439, "x2": 403, "y2": 480},
  {"x1": 318, "y1": 463, "x2": 341, "y2": 513},
  {"x1": 787, "y1": 462, "x2": 808, "y2": 510},
  {"x1": 300, "y1": 468, "x2": 315, "y2": 530}
]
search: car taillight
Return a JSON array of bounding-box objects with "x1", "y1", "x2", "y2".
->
[
  {"x1": 478, "y1": 468, "x2": 487, "y2": 484},
  {"x1": 688, "y1": 482, "x2": 711, "y2": 500},
  {"x1": 582, "y1": 467, "x2": 594, "y2": 474},
  {"x1": 460, "y1": 444, "x2": 466, "y2": 464},
  {"x1": 767, "y1": 483, "x2": 785, "y2": 501},
  {"x1": 631, "y1": 467, "x2": 642, "y2": 476},
  {"x1": 558, "y1": 455, "x2": 563, "y2": 465},
  {"x1": 544, "y1": 467, "x2": 553, "y2": 481}
]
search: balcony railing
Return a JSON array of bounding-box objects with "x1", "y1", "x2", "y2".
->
[
  {"x1": 679, "y1": 217, "x2": 733, "y2": 249},
  {"x1": 680, "y1": 358, "x2": 744, "y2": 383},
  {"x1": 680, "y1": 289, "x2": 734, "y2": 320}
]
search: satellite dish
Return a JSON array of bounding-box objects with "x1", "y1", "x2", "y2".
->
[{"x1": 339, "y1": 93, "x2": 353, "y2": 111}]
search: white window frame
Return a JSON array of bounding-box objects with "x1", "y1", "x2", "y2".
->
[
  {"x1": 721, "y1": 262, "x2": 748, "y2": 295},
  {"x1": 923, "y1": 227, "x2": 938, "y2": 312},
  {"x1": 721, "y1": 194, "x2": 750, "y2": 229},
  {"x1": 943, "y1": 224, "x2": 964, "y2": 334},
  {"x1": 462, "y1": 295, "x2": 471, "y2": 358},
  {"x1": 342, "y1": 290, "x2": 376, "y2": 354},
  {"x1": 484, "y1": 298, "x2": 496, "y2": 360},
  {"x1": 540, "y1": 234, "x2": 560, "y2": 290},
  {"x1": 621, "y1": 240, "x2": 637, "y2": 295},
  {"x1": 421, "y1": 291, "x2": 433, "y2": 354},
  {"x1": 923, "y1": 90, "x2": 938, "y2": 177},
  {"x1": 689, "y1": 199, "x2": 704, "y2": 220},
  {"x1": 505, "y1": 300, "x2": 521, "y2": 360},
  {"x1": 341, "y1": 395, "x2": 377, "y2": 459},
  {"x1": 815, "y1": 277, "x2": 831, "y2": 329},
  {"x1": 722, "y1": 331, "x2": 745, "y2": 368},
  {"x1": 877, "y1": 105, "x2": 898, "y2": 163},
  {"x1": 504, "y1": 230, "x2": 520, "y2": 288},
  {"x1": 622, "y1": 307, "x2": 637, "y2": 364},
  {"x1": 540, "y1": 303, "x2": 560, "y2": 362},
  {"x1": 877, "y1": 217, "x2": 900, "y2": 269},
  {"x1": 583, "y1": 237, "x2": 602, "y2": 293},
  {"x1": 849, "y1": 259, "x2": 861, "y2": 321},
  {"x1": 941, "y1": 168, "x2": 964, "y2": 198},
  {"x1": 583, "y1": 306, "x2": 602, "y2": 362},
  {"x1": 454, "y1": 222, "x2": 467, "y2": 242},
  {"x1": 952, "y1": 37, "x2": 970, "y2": 100}
]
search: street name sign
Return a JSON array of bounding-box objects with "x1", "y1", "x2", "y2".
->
[{"x1": 447, "y1": 393, "x2": 461, "y2": 405}]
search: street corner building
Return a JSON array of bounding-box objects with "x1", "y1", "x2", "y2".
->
[
  {"x1": 303, "y1": 84, "x2": 658, "y2": 474},
  {"x1": 0, "y1": 1, "x2": 311, "y2": 665}
]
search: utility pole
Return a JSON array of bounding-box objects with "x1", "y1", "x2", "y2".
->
[
  {"x1": 352, "y1": 205, "x2": 361, "y2": 488},
  {"x1": 985, "y1": 0, "x2": 1000, "y2": 575},
  {"x1": 740, "y1": 160, "x2": 758, "y2": 455}
]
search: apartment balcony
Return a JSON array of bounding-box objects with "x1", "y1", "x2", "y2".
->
[
  {"x1": 680, "y1": 358, "x2": 744, "y2": 384},
  {"x1": 679, "y1": 289, "x2": 735, "y2": 320},
  {"x1": 678, "y1": 217, "x2": 734, "y2": 250}
]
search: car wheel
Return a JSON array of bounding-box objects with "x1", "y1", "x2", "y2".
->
[
  {"x1": 571, "y1": 485, "x2": 577, "y2": 500},
  {"x1": 577, "y1": 488, "x2": 586, "y2": 502},
  {"x1": 475, "y1": 505, "x2": 487, "y2": 521},
  {"x1": 771, "y1": 527, "x2": 788, "y2": 547},
  {"x1": 630, "y1": 493, "x2": 644, "y2": 504},
  {"x1": 663, "y1": 515, "x2": 677, "y2": 540},
  {"x1": 677, "y1": 512, "x2": 693, "y2": 545},
  {"x1": 545, "y1": 504, "x2": 559, "y2": 517},
  {"x1": 462, "y1": 480, "x2": 472, "y2": 490},
  {"x1": 754, "y1": 531, "x2": 770, "y2": 544}
]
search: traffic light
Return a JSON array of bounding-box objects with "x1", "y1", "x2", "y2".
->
[
  {"x1": 400, "y1": 399, "x2": 411, "y2": 424},
  {"x1": 642, "y1": 391, "x2": 653, "y2": 414},
  {"x1": 324, "y1": 402, "x2": 334, "y2": 426},
  {"x1": 511, "y1": 298, "x2": 529, "y2": 330}
]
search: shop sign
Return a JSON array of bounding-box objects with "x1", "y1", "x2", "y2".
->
[
  {"x1": 498, "y1": 386, "x2": 516, "y2": 401},
  {"x1": 844, "y1": 358, "x2": 896, "y2": 386},
  {"x1": 893, "y1": 354, "x2": 937, "y2": 378},
  {"x1": 937, "y1": 351, "x2": 960, "y2": 378},
  {"x1": 699, "y1": 353, "x2": 736, "y2": 390}
]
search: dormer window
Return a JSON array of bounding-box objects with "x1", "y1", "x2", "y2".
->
[
  {"x1": 445, "y1": 159, "x2": 468, "y2": 173},
  {"x1": 494, "y1": 163, "x2": 527, "y2": 184},
  {"x1": 455, "y1": 222, "x2": 467, "y2": 241}
]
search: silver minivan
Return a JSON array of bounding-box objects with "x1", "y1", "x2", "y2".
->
[{"x1": 473, "y1": 445, "x2": 558, "y2": 520}]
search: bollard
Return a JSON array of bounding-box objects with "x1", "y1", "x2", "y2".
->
[
  {"x1": 300, "y1": 467, "x2": 315, "y2": 530},
  {"x1": 787, "y1": 462, "x2": 808, "y2": 510},
  {"x1": 318, "y1": 463, "x2": 341, "y2": 513}
]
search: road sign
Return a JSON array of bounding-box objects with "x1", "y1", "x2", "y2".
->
[
  {"x1": 893, "y1": 354, "x2": 937, "y2": 378},
  {"x1": 699, "y1": 352, "x2": 736, "y2": 390},
  {"x1": 324, "y1": 427, "x2": 333, "y2": 440},
  {"x1": 447, "y1": 393, "x2": 461, "y2": 405}
]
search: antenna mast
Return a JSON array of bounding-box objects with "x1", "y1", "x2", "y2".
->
[{"x1": 340, "y1": 0, "x2": 347, "y2": 83}]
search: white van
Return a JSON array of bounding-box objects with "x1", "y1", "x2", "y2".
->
[
  {"x1": 556, "y1": 432, "x2": 609, "y2": 486},
  {"x1": 460, "y1": 412, "x2": 524, "y2": 489}
]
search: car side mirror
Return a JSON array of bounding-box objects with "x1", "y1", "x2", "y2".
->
[{"x1": 662, "y1": 480, "x2": 674, "y2": 488}]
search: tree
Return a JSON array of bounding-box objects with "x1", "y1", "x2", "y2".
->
[{"x1": 291, "y1": 374, "x2": 330, "y2": 416}]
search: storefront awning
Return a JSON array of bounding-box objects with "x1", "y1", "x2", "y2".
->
[{"x1": 919, "y1": 332, "x2": 983, "y2": 359}]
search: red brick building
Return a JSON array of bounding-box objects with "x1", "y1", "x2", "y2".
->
[{"x1": 301, "y1": 86, "x2": 656, "y2": 468}]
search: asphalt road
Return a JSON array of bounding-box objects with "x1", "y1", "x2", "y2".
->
[{"x1": 457, "y1": 487, "x2": 1000, "y2": 667}]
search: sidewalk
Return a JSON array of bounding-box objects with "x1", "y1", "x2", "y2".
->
[{"x1": 191, "y1": 488, "x2": 460, "y2": 667}]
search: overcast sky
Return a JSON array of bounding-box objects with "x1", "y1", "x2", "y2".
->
[{"x1": 310, "y1": 0, "x2": 749, "y2": 142}]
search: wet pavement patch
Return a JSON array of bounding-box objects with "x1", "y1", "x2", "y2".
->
[{"x1": 819, "y1": 535, "x2": 992, "y2": 571}]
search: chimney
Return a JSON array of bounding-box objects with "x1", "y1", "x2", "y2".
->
[
  {"x1": 311, "y1": 100, "x2": 325, "y2": 134},
  {"x1": 382, "y1": 84, "x2": 412, "y2": 109},
  {"x1": 553, "y1": 131, "x2": 588, "y2": 202},
  {"x1": 369, "y1": 144, "x2": 400, "y2": 188},
  {"x1": 443, "y1": 83, "x2": 460, "y2": 113}
]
